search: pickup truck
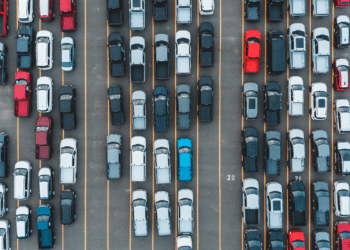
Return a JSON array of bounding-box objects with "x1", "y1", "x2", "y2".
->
[
  {"x1": 155, "y1": 34, "x2": 170, "y2": 80},
  {"x1": 312, "y1": 0, "x2": 329, "y2": 17},
  {"x1": 334, "y1": 0, "x2": 350, "y2": 7},
  {"x1": 177, "y1": 138, "x2": 193, "y2": 181},
  {"x1": 37, "y1": 205, "x2": 54, "y2": 249},
  {"x1": 198, "y1": 77, "x2": 213, "y2": 122},
  {"x1": 35, "y1": 117, "x2": 52, "y2": 160},
  {"x1": 243, "y1": 178, "x2": 260, "y2": 225},
  {"x1": 312, "y1": 181, "x2": 330, "y2": 227},
  {"x1": 245, "y1": 0, "x2": 261, "y2": 21},
  {"x1": 177, "y1": 0, "x2": 192, "y2": 24},
  {"x1": 312, "y1": 28, "x2": 330, "y2": 74},
  {"x1": 154, "y1": 139, "x2": 171, "y2": 184},
  {"x1": 264, "y1": 81, "x2": 281, "y2": 126},
  {"x1": 175, "y1": 30, "x2": 191, "y2": 75},
  {"x1": 199, "y1": 22, "x2": 214, "y2": 67},
  {"x1": 289, "y1": 23, "x2": 306, "y2": 70},
  {"x1": 60, "y1": 138, "x2": 77, "y2": 185},
  {"x1": 130, "y1": 136, "x2": 146, "y2": 182},
  {"x1": 288, "y1": 76, "x2": 304, "y2": 116},
  {"x1": 108, "y1": 32, "x2": 126, "y2": 77},
  {"x1": 107, "y1": 0, "x2": 123, "y2": 26},
  {"x1": 59, "y1": 86, "x2": 76, "y2": 130},
  {"x1": 267, "y1": 0, "x2": 283, "y2": 22},
  {"x1": 14, "y1": 71, "x2": 32, "y2": 117},
  {"x1": 153, "y1": 87, "x2": 169, "y2": 132},
  {"x1": 176, "y1": 85, "x2": 191, "y2": 130},
  {"x1": 17, "y1": 26, "x2": 33, "y2": 69},
  {"x1": 289, "y1": 0, "x2": 305, "y2": 17},
  {"x1": 60, "y1": 0, "x2": 77, "y2": 31},
  {"x1": 244, "y1": 30, "x2": 261, "y2": 74},
  {"x1": 155, "y1": 191, "x2": 171, "y2": 236},
  {"x1": 266, "y1": 182, "x2": 283, "y2": 229},
  {"x1": 288, "y1": 129, "x2": 305, "y2": 173},
  {"x1": 129, "y1": 0, "x2": 145, "y2": 30},
  {"x1": 0, "y1": 0, "x2": 8, "y2": 36},
  {"x1": 132, "y1": 90, "x2": 146, "y2": 130},
  {"x1": 153, "y1": 0, "x2": 168, "y2": 21},
  {"x1": 289, "y1": 181, "x2": 306, "y2": 227},
  {"x1": 0, "y1": 43, "x2": 7, "y2": 84},
  {"x1": 130, "y1": 36, "x2": 146, "y2": 83}
]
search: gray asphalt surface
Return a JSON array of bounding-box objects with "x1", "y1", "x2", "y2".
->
[{"x1": 0, "y1": 0, "x2": 349, "y2": 250}]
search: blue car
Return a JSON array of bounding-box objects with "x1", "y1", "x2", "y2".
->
[
  {"x1": 177, "y1": 138, "x2": 193, "y2": 181},
  {"x1": 37, "y1": 205, "x2": 54, "y2": 249}
]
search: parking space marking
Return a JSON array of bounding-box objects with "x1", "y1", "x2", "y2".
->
[
  {"x1": 16, "y1": 1, "x2": 19, "y2": 249},
  {"x1": 308, "y1": 1, "x2": 312, "y2": 247},
  {"x1": 264, "y1": 1, "x2": 267, "y2": 248},
  {"x1": 330, "y1": 3, "x2": 334, "y2": 247},
  {"x1": 129, "y1": 29, "x2": 133, "y2": 250},
  {"x1": 62, "y1": 29, "x2": 65, "y2": 249},
  {"x1": 151, "y1": 18, "x2": 155, "y2": 250},
  {"x1": 84, "y1": 0, "x2": 87, "y2": 247},
  {"x1": 240, "y1": 0, "x2": 244, "y2": 248},
  {"x1": 218, "y1": 0, "x2": 222, "y2": 248},
  {"x1": 286, "y1": 0, "x2": 290, "y2": 236},
  {"x1": 106, "y1": 21, "x2": 110, "y2": 250},
  {"x1": 196, "y1": 1, "x2": 200, "y2": 249},
  {"x1": 174, "y1": 1, "x2": 178, "y2": 248}
]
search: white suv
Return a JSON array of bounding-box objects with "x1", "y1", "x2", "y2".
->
[
  {"x1": 13, "y1": 161, "x2": 32, "y2": 200},
  {"x1": 334, "y1": 180, "x2": 350, "y2": 217},
  {"x1": 36, "y1": 30, "x2": 53, "y2": 70},
  {"x1": 36, "y1": 76, "x2": 53, "y2": 113},
  {"x1": 334, "y1": 99, "x2": 350, "y2": 134},
  {"x1": 311, "y1": 82, "x2": 327, "y2": 120},
  {"x1": 18, "y1": 0, "x2": 34, "y2": 23},
  {"x1": 16, "y1": 206, "x2": 31, "y2": 239},
  {"x1": 199, "y1": 0, "x2": 214, "y2": 15}
]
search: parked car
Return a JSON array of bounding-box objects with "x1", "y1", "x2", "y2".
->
[
  {"x1": 242, "y1": 128, "x2": 259, "y2": 173},
  {"x1": 267, "y1": 0, "x2": 283, "y2": 21},
  {"x1": 289, "y1": 0, "x2": 306, "y2": 17},
  {"x1": 14, "y1": 71, "x2": 32, "y2": 117},
  {"x1": 60, "y1": 189, "x2": 76, "y2": 225},
  {"x1": 0, "y1": 184, "x2": 7, "y2": 217},
  {"x1": 177, "y1": 236, "x2": 192, "y2": 249},
  {"x1": 36, "y1": 76, "x2": 53, "y2": 113},
  {"x1": 107, "y1": 134, "x2": 122, "y2": 180},
  {"x1": 108, "y1": 33, "x2": 125, "y2": 77},
  {"x1": 177, "y1": 138, "x2": 193, "y2": 181},
  {"x1": 244, "y1": 228, "x2": 262, "y2": 250},
  {"x1": 129, "y1": 0, "x2": 145, "y2": 30},
  {"x1": 198, "y1": 76, "x2": 213, "y2": 122},
  {"x1": 266, "y1": 182, "x2": 283, "y2": 229},
  {"x1": 334, "y1": 221, "x2": 350, "y2": 250},
  {"x1": 289, "y1": 181, "x2": 306, "y2": 227},
  {"x1": 130, "y1": 136, "x2": 146, "y2": 182},
  {"x1": 334, "y1": 99, "x2": 350, "y2": 134},
  {"x1": 288, "y1": 76, "x2": 304, "y2": 116},
  {"x1": 311, "y1": 130, "x2": 330, "y2": 173},
  {"x1": 242, "y1": 178, "x2": 260, "y2": 225},
  {"x1": 288, "y1": 230, "x2": 305, "y2": 250},
  {"x1": 61, "y1": 37, "x2": 75, "y2": 71},
  {"x1": 155, "y1": 191, "x2": 171, "y2": 236},
  {"x1": 0, "y1": 133, "x2": 9, "y2": 179},
  {"x1": 334, "y1": 15, "x2": 350, "y2": 48},
  {"x1": 199, "y1": 0, "x2": 214, "y2": 15},
  {"x1": 178, "y1": 189, "x2": 194, "y2": 234},
  {"x1": 244, "y1": 0, "x2": 261, "y2": 21},
  {"x1": 154, "y1": 139, "x2": 171, "y2": 185},
  {"x1": 176, "y1": 0, "x2": 192, "y2": 24},
  {"x1": 267, "y1": 30, "x2": 286, "y2": 74},
  {"x1": 288, "y1": 129, "x2": 305, "y2": 173},
  {"x1": 312, "y1": 27, "x2": 330, "y2": 74},
  {"x1": 16, "y1": 206, "x2": 31, "y2": 239},
  {"x1": 267, "y1": 230, "x2": 284, "y2": 250},
  {"x1": 288, "y1": 23, "x2": 306, "y2": 70},
  {"x1": 130, "y1": 36, "x2": 146, "y2": 83},
  {"x1": 244, "y1": 30, "x2": 261, "y2": 74},
  {"x1": 312, "y1": 181, "x2": 330, "y2": 227},
  {"x1": 60, "y1": 138, "x2": 77, "y2": 185},
  {"x1": 36, "y1": 30, "x2": 53, "y2": 70},
  {"x1": 107, "y1": 0, "x2": 123, "y2": 26},
  {"x1": 176, "y1": 85, "x2": 191, "y2": 130},
  {"x1": 37, "y1": 205, "x2": 54, "y2": 249},
  {"x1": 18, "y1": 0, "x2": 34, "y2": 23},
  {"x1": 243, "y1": 82, "x2": 258, "y2": 120},
  {"x1": 333, "y1": 58, "x2": 349, "y2": 91},
  {"x1": 334, "y1": 0, "x2": 350, "y2": 6},
  {"x1": 59, "y1": 0, "x2": 77, "y2": 31},
  {"x1": 132, "y1": 90, "x2": 146, "y2": 130},
  {"x1": 132, "y1": 189, "x2": 148, "y2": 237},
  {"x1": 311, "y1": 82, "x2": 327, "y2": 120},
  {"x1": 175, "y1": 30, "x2": 191, "y2": 75},
  {"x1": 0, "y1": 0, "x2": 8, "y2": 36},
  {"x1": 0, "y1": 219, "x2": 10, "y2": 250},
  {"x1": 313, "y1": 230, "x2": 330, "y2": 250},
  {"x1": 108, "y1": 85, "x2": 125, "y2": 125},
  {"x1": 35, "y1": 116, "x2": 52, "y2": 160},
  {"x1": 153, "y1": 0, "x2": 168, "y2": 21},
  {"x1": 334, "y1": 180, "x2": 350, "y2": 217},
  {"x1": 39, "y1": 0, "x2": 54, "y2": 22},
  {"x1": 264, "y1": 82, "x2": 281, "y2": 125},
  {"x1": 38, "y1": 167, "x2": 54, "y2": 200},
  {"x1": 153, "y1": 87, "x2": 169, "y2": 132},
  {"x1": 199, "y1": 22, "x2": 214, "y2": 67},
  {"x1": 335, "y1": 141, "x2": 350, "y2": 175},
  {"x1": 0, "y1": 43, "x2": 7, "y2": 85},
  {"x1": 264, "y1": 131, "x2": 281, "y2": 176},
  {"x1": 14, "y1": 161, "x2": 32, "y2": 200},
  {"x1": 312, "y1": 0, "x2": 329, "y2": 17},
  {"x1": 59, "y1": 85, "x2": 76, "y2": 130},
  {"x1": 16, "y1": 26, "x2": 34, "y2": 69},
  {"x1": 154, "y1": 34, "x2": 170, "y2": 80}
]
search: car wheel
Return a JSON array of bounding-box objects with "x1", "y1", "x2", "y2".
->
[
  {"x1": 5, "y1": 137, "x2": 9, "y2": 143},
  {"x1": 53, "y1": 191, "x2": 55, "y2": 195},
  {"x1": 30, "y1": 210, "x2": 32, "y2": 214},
  {"x1": 6, "y1": 208, "x2": 8, "y2": 212},
  {"x1": 8, "y1": 224, "x2": 10, "y2": 228},
  {"x1": 74, "y1": 215, "x2": 77, "y2": 219},
  {"x1": 6, "y1": 26, "x2": 9, "y2": 31},
  {"x1": 5, "y1": 188, "x2": 8, "y2": 192}
]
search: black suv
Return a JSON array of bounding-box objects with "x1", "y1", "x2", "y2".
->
[
  {"x1": 59, "y1": 86, "x2": 76, "y2": 130},
  {"x1": 153, "y1": 87, "x2": 169, "y2": 132},
  {"x1": 289, "y1": 181, "x2": 306, "y2": 227},
  {"x1": 267, "y1": 230, "x2": 284, "y2": 250},
  {"x1": 264, "y1": 82, "x2": 281, "y2": 126},
  {"x1": 264, "y1": 131, "x2": 280, "y2": 176},
  {"x1": 242, "y1": 128, "x2": 258, "y2": 173},
  {"x1": 108, "y1": 85, "x2": 125, "y2": 125},
  {"x1": 199, "y1": 22, "x2": 214, "y2": 67},
  {"x1": 311, "y1": 181, "x2": 330, "y2": 227},
  {"x1": 311, "y1": 130, "x2": 330, "y2": 174},
  {"x1": 0, "y1": 133, "x2": 9, "y2": 179},
  {"x1": 108, "y1": 32, "x2": 126, "y2": 77},
  {"x1": 244, "y1": 229, "x2": 262, "y2": 250},
  {"x1": 198, "y1": 77, "x2": 213, "y2": 122},
  {"x1": 0, "y1": 43, "x2": 7, "y2": 85},
  {"x1": 267, "y1": 30, "x2": 286, "y2": 74},
  {"x1": 60, "y1": 189, "x2": 76, "y2": 225}
]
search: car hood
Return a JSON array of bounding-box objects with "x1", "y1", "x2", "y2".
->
[
  {"x1": 179, "y1": 153, "x2": 191, "y2": 168},
  {"x1": 201, "y1": 1, "x2": 213, "y2": 11}
]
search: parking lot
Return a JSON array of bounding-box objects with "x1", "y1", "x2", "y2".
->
[{"x1": 0, "y1": 0, "x2": 349, "y2": 249}]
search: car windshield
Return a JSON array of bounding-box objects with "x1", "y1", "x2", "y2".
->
[
  {"x1": 38, "y1": 37, "x2": 49, "y2": 43},
  {"x1": 36, "y1": 126, "x2": 48, "y2": 132},
  {"x1": 246, "y1": 137, "x2": 258, "y2": 143},
  {"x1": 317, "y1": 35, "x2": 329, "y2": 41},
  {"x1": 107, "y1": 143, "x2": 120, "y2": 150},
  {"x1": 61, "y1": 44, "x2": 71, "y2": 51},
  {"x1": 179, "y1": 93, "x2": 190, "y2": 99},
  {"x1": 132, "y1": 145, "x2": 144, "y2": 152},
  {"x1": 110, "y1": 94, "x2": 121, "y2": 100},
  {"x1": 133, "y1": 200, "x2": 146, "y2": 207},
  {"x1": 340, "y1": 232, "x2": 350, "y2": 239},
  {"x1": 156, "y1": 201, "x2": 168, "y2": 209},
  {"x1": 155, "y1": 148, "x2": 168, "y2": 155},
  {"x1": 246, "y1": 188, "x2": 258, "y2": 195},
  {"x1": 271, "y1": 241, "x2": 283, "y2": 247},
  {"x1": 39, "y1": 175, "x2": 50, "y2": 182},
  {"x1": 15, "y1": 79, "x2": 27, "y2": 85},
  {"x1": 292, "y1": 85, "x2": 303, "y2": 91},
  {"x1": 0, "y1": 229, "x2": 5, "y2": 237},
  {"x1": 178, "y1": 247, "x2": 191, "y2": 250},
  {"x1": 61, "y1": 147, "x2": 74, "y2": 154},
  {"x1": 339, "y1": 107, "x2": 350, "y2": 113},
  {"x1": 133, "y1": 99, "x2": 145, "y2": 105},
  {"x1": 293, "y1": 190, "x2": 305, "y2": 197},
  {"x1": 155, "y1": 95, "x2": 167, "y2": 101},
  {"x1": 292, "y1": 240, "x2": 305, "y2": 248},
  {"x1": 61, "y1": 199, "x2": 72, "y2": 206},
  {"x1": 37, "y1": 84, "x2": 49, "y2": 90},
  {"x1": 14, "y1": 169, "x2": 27, "y2": 176},
  {"x1": 37, "y1": 215, "x2": 49, "y2": 222},
  {"x1": 16, "y1": 215, "x2": 27, "y2": 222},
  {"x1": 339, "y1": 66, "x2": 349, "y2": 72},
  {"x1": 201, "y1": 85, "x2": 212, "y2": 91},
  {"x1": 179, "y1": 147, "x2": 191, "y2": 154},
  {"x1": 60, "y1": 94, "x2": 72, "y2": 100},
  {"x1": 247, "y1": 37, "x2": 260, "y2": 43},
  {"x1": 131, "y1": 44, "x2": 143, "y2": 50},
  {"x1": 339, "y1": 190, "x2": 349, "y2": 196},
  {"x1": 179, "y1": 199, "x2": 192, "y2": 206},
  {"x1": 177, "y1": 38, "x2": 189, "y2": 44},
  {"x1": 293, "y1": 30, "x2": 305, "y2": 36},
  {"x1": 248, "y1": 240, "x2": 261, "y2": 247}
]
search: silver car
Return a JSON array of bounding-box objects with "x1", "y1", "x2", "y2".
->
[
  {"x1": 242, "y1": 178, "x2": 260, "y2": 225},
  {"x1": 18, "y1": 0, "x2": 34, "y2": 23},
  {"x1": 334, "y1": 99, "x2": 350, "y2": 134},
  {"x1": 131, "y1": 136, "x2": 146, "y2": 182},
  {"x1": 132, "y1": 189, "x2": 148, "y2": 237},
  {"x1": 14, "y1": 161, "x2": 32, "y2": 200},
  {"x1": 132, "y1": 91, "x2": 147, "y2": 131},
  {"x1": 0, "y1": 219, "x2": 10, "y2": 250},
  {"x1": 333, "y1": 180, "x2": 350, "y2": 217},
  {"x1": 38, "y1": 167, "x2": 54, "y2": 200},
  {"x1": 60, "y1": 37, "x2": 75, "y2": 72},
  {"x1": 16, "y1": 206, "x2": 31, "y2": 239},
  {"x1": 243, "y1": 82, "x2": 258, "y2": 120},
  {"x1": 36, "y1": 76, "x2": 53, "y2": 113},
  {"x1": 177, "y1": 235, "x2": 192, "y2": 249},
  {"x1": 0, "y1": 184, "x2": 7, "y2": 217},
  {"x1": 154, "y1": 139, "x2": 171, "y2": 185},
  {"x1": 199, "y1": 0, "x2": 214, "y2": 15},
  {"x1": 155, "y1": 191, "x2": 171, "y2": 236},
  {"x1": 266, "y1": 182, "x2": 283, "y2": 229},
  {"x1": 288, "y1": 76, "x2": 304, "y2": 116},
  {"x1": 176, "y1": 85, "x2": 191, "y2": 130},
  {"x1": 311, "y1": 83, "x2": 327, "y2": 120},
  {"x1": 288, "y1": 129, "x2": 305, "y2": 173},
  {"x1": 107, "y1": 134, "x2": 122, "y2": 180},
  {"x1": 178, "y1": 189, "x2": 194, "y2": 235}
]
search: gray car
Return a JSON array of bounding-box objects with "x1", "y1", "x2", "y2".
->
[
  {"x1": 155, "y1": 191, "x2": 171, "y2": 236},
  {"x1": 242, "y1": 178, "x2": 260, "y2": 225},
  {"x1": 132, "y1": 189, "x2": 148, "y2": 237},
  {"x1": 106, "y1": 134, "x2": 122, "y2": 180},
  {"x1": 60, "y1": 37, "x2": 75, "y2": 72},
  {"x1": 243, "y1": 82, "x2": 258, "y2": 120},
  {"x1": 132, "y1": 90, "x2": 147, "y2": 131},
  {"x1": 177, "y1": 85, "x2": 191, "y2": 130},
  {"x1": 312, "y1": 28, "x2": 330, "y2": 74},
  {"x1": 288, "y1": 129, "x2": 305, "y2": 173},
  {"x1": 0, "y1": 184, "x2": 7, "y2": 217},
  {"x1": 178, "y1": 189, "x2": 194, "y2": 235},
  {"x1": 266, "y1": 182, "x2": 283, "y2": 229},
  {"x1": 313, "y1": 230, "x2": 330, "y2": 250},
  {"x1": 311, "y1": 130, "x2": 330, "y2": 173}
]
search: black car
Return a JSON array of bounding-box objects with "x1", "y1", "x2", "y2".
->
[
  {"x1": 264, "y1": 131, "x2": 280, "y2": 176},
  {"x1": 176, "y1": 84, "x2": 191, "y2": 130},
  {"x1": 108, "y1": 85, "x2": 125, "y2": 125},
  {"x1": 107, "y1": 0, "x2": 123, "y2": 26},
  {"x1": 289, "y1": 181, "x2": 306, "y2": 227},
  {"x1": 0, "y1": 43, "x2": 7, "y2": 85},
  {"x1": 264, "y1": 81, "x2": 281, "y2": 125},
  {"x1": 242, "y1": 128, "x2": 258, "y2": 173},
  {"x1": 59, "y1": 85, "x2": 76, "y2": 130},
  {"x1": 334, "y1": 15, "x2": 350, "y2": 48},
  {"x1": 0, "y1": 133, "x2": 8, "y2": 179},
  {"x1": 198, "y1": 77, "x2": 213, "y2": 122},
  {"x1": 313, "y1": 230, "x2": 331, "y2": 250},
  {"x1": 244, "y1": 228, "x2": 262, "y2": 250},
  {"x1": 155, "y1": 34, "x2": 170, "y2": 80},
  {"x1": 108, "y1": 32, "x2": 126, "y2": 77},
  {"x1": 153, "y1": 0, "x2": 168, "y2": 21},
  {"x1": 199, "y1": 22, "x2": 214, "y2": 67},
  {"x1": 335, "y1": 141, "x2": 350, "y2": 176},
  {"x1": 267, "y1": 230, "x2": 284, "y2": 250},
  {"x1": 60, "y1": 189, "x2": 76, "y2": 225},
  {"x1": 153, "y1": 86, "x2": 169, "y2": 132},
  {"x1": 16, "y1": 26, "x2": 34, "y2": 69},
  {"x1": 311, "y1": 130, "x2": 330, "y2": 174},
  {"x1": 245, "y1": 0, "x2": 261, "y2": 21},
  {"x1": 267, "y1": 30, "x2": 286, "y2": 74},
  {"x1": 312, "y1": 181, "x2": 330, "y2": 227}
]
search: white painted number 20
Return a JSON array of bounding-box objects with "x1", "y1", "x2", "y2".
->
[{"x1": 227, "y1": 175, "x2": 235, "y2": 181}]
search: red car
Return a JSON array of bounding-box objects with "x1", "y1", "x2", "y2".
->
[
  {"x1": 60, "y1": 0, "x2": 77, "y2": 31},
  {"x1": 39, "y1": 0, "x2": 54, "y2": 22},
  {"x1": 334, "y1": 221, "x2": 350, "y2": 250},
  {"x1": 14, "y1": 71, "x2": 31, "y2": 117},
  {"x1": 334, "y1": 58, "x2": 349, "y2": 91},
  {"x1": 288, "y1": 230, "x2": 305, "y2": 250},
  {"x1": 334, "y1": 0, "x2": 350, "y2": 7},
  {"x1": 35, "y1": 117, "x2": 52, "y2": 160},
  {"x1": 0, "y1": 0, "x2": 8, "y2": 37},
  {"x1": 244, "y1": 30, "x2": 261, "y2": 74}
]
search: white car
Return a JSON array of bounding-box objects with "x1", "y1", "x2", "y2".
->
[
  {"x1": 61, "y1": 37, "x2": 75, "y2": 71},
  {"x1": 288, "y1": 76, "x2": 304, "y2": 116},
  {"x1": 0, "y1": 184, "x2": 8, "y2": 217},
  {"x1": 154, "y1": 139, "x2": 171, "y2": 185},
  {"x1": 199, "y1": 0, "x2": 214, "y2": 15},
  {"x1": 36, "y1": 30, "x2": 53, "y2": 70},
  {"x1": 334, "y1": 180, "x2": 350, "y2": 217},
  {"x1": 0, "y1": 219, "x2": 10, "y2": 250},
  {"x1": 13, "y1": 161, "x2": 32, "y2": 200},
  {"x1": 155, "y1": 191, "x2": 171, "y2": 236},
  {"x1": 60, "y1": 138, "x2": 77, "y2": 185},
  {"x1": 36, "y1": 76, "x2": 53, "y2": 113},
  {"x1": 178, "y1": 189, "x2": 194, "y2": 235},
  {"x1": 311, "y1": 82, "x2": 327, "y2": 120},
  {"x1": 334, "y1": 99, "x2": 350, "y2": 134},
  {"x1": 130, "y1": 136, "x2": 146, "y2": 182},
  {"x1": 132, "y1": 91, "x2": 147, "y2": 131},
  {"x1": 175, "y1": 30, "x2": 191, "y2": 75},
  {"x1": 18, "y1": 0, "x2": 34, "y2": 23},
  {"x1": 38, "y1": 167, "x2": 54, "y2": 200},
  {"x1": 177, "y1": 235, "x2": 193, "y2": 249},
  {"x1": 266, "y1": 182, "x2": 283, "y2": 229},
  {"x1": 16, "y1": 206, "x2": 31, "y2": 239},
  {"x1": 132, "y1": 189, "x2": 148, "y2": 237}
]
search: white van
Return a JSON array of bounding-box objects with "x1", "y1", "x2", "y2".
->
[
  {"x1": 36, "y1": 30, "x2": 53, "y2": 70},
  {"x1": 36, "y1": 76, "x2": 53, "y2": 113},
  {"x1": 13, "y1": 161, "x2": 32, "y2": 200}
]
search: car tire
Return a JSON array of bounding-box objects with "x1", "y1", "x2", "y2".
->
[
  {"x1": 6, "y1": 136, "x2": 9, "y2": 143},
  {"x1": 6, "y1": 26, "x2": 9, "y2": 31},
  {"x1": 5, "y1": 188, "x2": 8, "y2": 192},
  {"x1": 53, "y1": 191, "x2": 55, "y2": 195},
  {"x1": 8, "y1": 224, "x2": 10, "y2": 228},
  {"x1": 30, "y1": 210, "x2": 32, "y2": 214},
  {"x1": 5, "y1": 208, "x2": 8, "y2": 212}
]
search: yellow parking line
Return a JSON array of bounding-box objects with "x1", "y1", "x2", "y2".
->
[
  {"x1": 129, "y1": 29, "x2": 133, "y2": 250},
  {"x1": 84, "y1": 0, "x2": 87, "y2": 247},
  {"x1": 331, "y1": 3, "x2": 334, "y2": 248},
  {"x1": 174, "y1": 1, "x2": 178, "y2": 248},
  {"x1": 196, "y1": 0, "x2": 200, "y2": 249},
  {"x1": 218, "y1": 0, "x2": 222, "y2": 248},
  {"x1": 107, "y1": 21, "x2": 110, "y2": 250},
  {"x1": 241, "y1": 0, "x2": 244, "y2": 249},
  {"x1": 286, "y1": 0, "x2": 290, "y2": 235},
  {"x1": 16, "y1": 1, "x2": 19, "y2": 249},
  {"x1": 263, "y1": 1, "x2": 267, "y2": 248},
  {"x1": 308, "y1": 1, "x2": 312, "y2": 247},
  {"x1": 152, "y1": 18, "x2": 155, "y2": 250}
]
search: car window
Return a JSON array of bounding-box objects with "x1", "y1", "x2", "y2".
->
[
  {"x1": 315, "y1": 41, "x2": 318, "y2": 54},
  {"x1": 291, "y1": 36, "x2": 294, "y2": 49}
]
